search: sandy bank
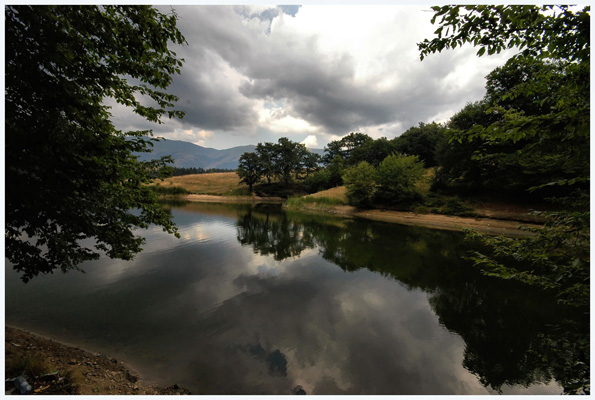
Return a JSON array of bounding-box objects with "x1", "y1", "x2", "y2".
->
[{"x1": 335, "y1": 206, "x2": 538, "y2": 237}]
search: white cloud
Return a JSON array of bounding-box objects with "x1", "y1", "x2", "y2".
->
[
  {"x1": 301, "y1": 135, "x2": 319, "y2": 148},
  {"x1": 151, "y1": 128, "x2": 215, "y2": 146},
  {"x1": 258, "y1": 106, "x2": 319, "y2": 135}
]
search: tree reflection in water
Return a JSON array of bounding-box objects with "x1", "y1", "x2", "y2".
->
[{"x1": 236, "y1": 206, "x2": 589, "y2": 394}]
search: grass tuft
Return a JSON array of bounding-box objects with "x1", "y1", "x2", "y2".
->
[{"x1": 286, "y1": 196, "x2": 346, "y2": 210}]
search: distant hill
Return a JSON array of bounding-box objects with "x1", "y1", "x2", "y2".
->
[
  {"x1": 136, "y1": 138, "x2": 324, "y2": 170},
  {"x1": 135, "y1": 138, "x2": 256, "y2": 169}
]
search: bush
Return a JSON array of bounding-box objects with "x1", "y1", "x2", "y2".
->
[
  {"x1": 412, "y1": 205, "x2": 431, "y2": 214},
  {"x1": 422, "y1": 195, "x2": 476, "y2": 216},
  {"x1": 304, "y1": 169, "x2": 333, "y2": 193},
  {"x1": 442, "y1": 197, "x2": 472, "y2": 216},
  {"x1": 285, "y1": 196, "x2": 346, "y2": 210},
  {"x1": 343, "y1": 161, "x2": 377, "y2": 208},
  {"x1": 374, "y1": 154, "x2": 425, "y2": 205}
]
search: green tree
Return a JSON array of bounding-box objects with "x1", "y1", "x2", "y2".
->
[
  {"x1": 327, "y1": 155, "x2": 345, "y2": 187},
  {"x1": 255, "y1": 142, "x2": 278, "y2": 184},
  {"x1": 375, "y1": 154, "x2": 425, "y2": 206},
  {"x1": 237, "y1": 152, "x2": 263, "y2": 192},
  {"x1": 343, "y1": 162, "x2": 377, "y2": 208},
  {"x1": 5, "y1": 5, "x2": 187, "y2": 282},
  {"x1": 322, "y1": 132, "x2": 372, "y2": 165},
  {"x1": 302, "y1": 151, "x2": 321, "y2": 178},
  {"x1": 275, "y1": 137, "x2": 303, "y2": 184},
  {"x1": 340, "y1": 132, "x2": 373, "y2": 163},
  {"x1": 419, "y1": 6, "x2": 589, "y2": 168},
  {"x1": 322, "y1": 140, "x2": 344, "y2": 166},
  {"x1": 431, "y1": 101, "x2": 496, "y2": 194},
  {"x1": 393, "y1": 122, "x2": 446, "y2": 168},
  {"x1": 422, "y1": 6, "x2": 589, "y2": 197},
  {"x1": 349, "y1": 137, "x2": 398, "y2": 167}
]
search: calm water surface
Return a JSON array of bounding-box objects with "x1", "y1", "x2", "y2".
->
[{"x1": 5, "y1": 202, "x2": 585, "y2": 394}]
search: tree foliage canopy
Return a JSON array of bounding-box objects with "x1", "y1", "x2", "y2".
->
[
  {"x1": 343, "y1": 154, "x2": 425, "y2": 208},
  {"x1": 419, "y1": 6, "x2": 589, "y2": 188},
  {"x1": 375, "y1": 154, "x2": 425, "y2": 205},
  {"x1": 6, "y1": 5, "x2": 186, "y2": 281},
  {"x1": 236, "y1": 137, "x2": 320, "y2": 191},
  {"x1": 434, "y1": 57, "x2": 589, "y2": 198},
  {"x1": 322, "y1": 132, "x2": 373, "y2": 165},
  {"x1": 393, "y1": 122, "x2": 446, "y2": 168},
  {"x1": 237, "y1": 152, "x2": 263, "y2": 192},
  {"x1": 422, "y1": 5, "x2": 590, "y2": 197},
  {"x1": 342, "y1": 162, "x2": 377, "y2": 208},
  {"x1": 418, "y1": 5, "x2": 590, "y2": 62}
]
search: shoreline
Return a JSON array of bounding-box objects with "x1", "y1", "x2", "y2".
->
[
  {"x1": 318, "y1": 205, "x2": 539, "y2": 237},
  {"x1": 5, "y1": 325, "x2": 191, "y2": 395},
  {"x1": 181, "y1": 194, "x2": 541, "y2": 237},
  {"x1": 184, "y1": 194, "x2": 284, "y2": 203}
]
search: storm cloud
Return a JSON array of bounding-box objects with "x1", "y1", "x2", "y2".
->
[{"x1": 114, "y1": 5, "x2": 515, "y2": 149}]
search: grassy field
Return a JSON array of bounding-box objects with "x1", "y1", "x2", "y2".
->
[{"x1": 150, "y1": 172, "x2": 250, "y2": 196}]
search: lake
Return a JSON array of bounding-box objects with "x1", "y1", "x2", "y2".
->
[{"x1": 5, "y1": 202, "x2": 586, "y2": 395}]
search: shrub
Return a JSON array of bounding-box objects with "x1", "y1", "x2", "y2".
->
[
  {"x1": 374, "y1": 154, "x2": 425, "y2": 205},
  {"x1": 412, "y1": 205, "x2": 431, "y2": 214},
  {"x1": 304, "y1": 169, "x2": 333, "y2": 193},
  {"x1": 442, "y1": 197, "x2": 471, "y2": 216},
  {"x1": 343, "y1": 161, "x2": 377, "y2": 208},
  {"x1": 285, "y1": 196, "x2": 346, "y2": 210}
]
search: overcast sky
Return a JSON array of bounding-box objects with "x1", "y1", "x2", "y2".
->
[{"x1": 111, "y1": 4, "x2": 515, "y2": 150}]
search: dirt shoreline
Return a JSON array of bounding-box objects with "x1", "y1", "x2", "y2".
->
[
  {"x1": 182, "y1": 194, "x2": 541, "y2": 237},
  {"x1": 5, "y1": 326, "x2": 190, "y2": 395},
  {"x1": 184, "y1": 194, "x2": 284, "y2": 203},
  {"x1": 318, "y1": 205, "x2": 539, "y2": 237}
]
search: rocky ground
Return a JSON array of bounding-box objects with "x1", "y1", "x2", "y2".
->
[{"x1": 5, "y1": 326, "x2": 190, "y2": 395}]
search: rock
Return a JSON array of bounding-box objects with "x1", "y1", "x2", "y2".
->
[
  {"x1": 293, "y1": 385, "x2": 307, "y2": 395},
  {"x1": 125, "y1": 371, "x2": 138, "y2": 383}
]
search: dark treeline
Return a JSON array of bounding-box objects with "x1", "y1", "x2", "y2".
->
[{"x1": 170, "y1": 167, "x2": 234, "y2": 176}]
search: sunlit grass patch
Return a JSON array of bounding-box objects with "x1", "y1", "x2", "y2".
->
[
  {"x1": 150, "y1": 172, "x2": 248, "y2": 195},
  {"x1": 308, "y1": 186, "x2": 347, "y2": 202}
]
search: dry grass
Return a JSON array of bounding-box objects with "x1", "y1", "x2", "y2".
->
[
  {"x1": 309, "y1": 186, "x2": 347, "y2": 202},
  {"x1": 151, "y1": 172, "x2": 249, "y2": 195}
]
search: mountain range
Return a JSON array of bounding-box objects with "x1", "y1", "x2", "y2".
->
[{"x1": 136, "y1": 138, "x2": 324, "y2": 170}]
